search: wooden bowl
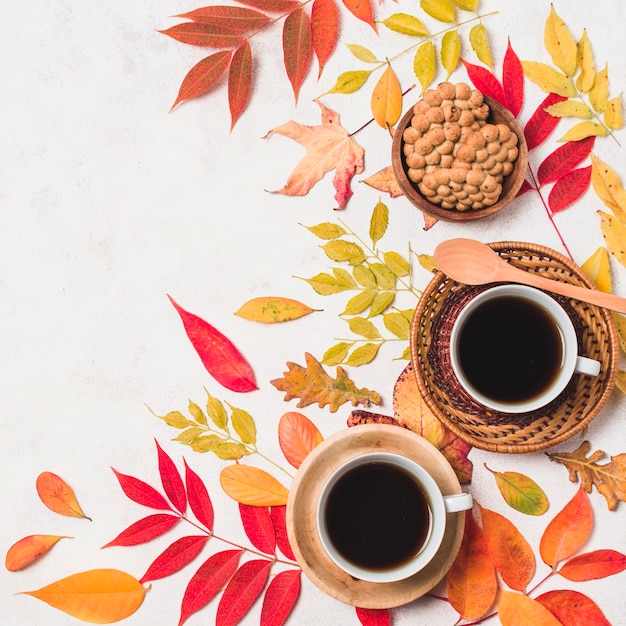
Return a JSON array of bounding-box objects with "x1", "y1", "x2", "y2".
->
[{"x1": 391, "y1": 96, "x2": 528, "y2": 222}]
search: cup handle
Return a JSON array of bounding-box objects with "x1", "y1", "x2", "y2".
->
[
  {"x1": 575, "y1": 355, "x2": 601, "y2": 377},
  {"x1": 443, "y1": 492, "x2": 473, "y2": 513}
]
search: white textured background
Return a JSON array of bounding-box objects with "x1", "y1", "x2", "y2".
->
[{"x1": 1, "y1": 1, "x2": 625, "y2": 624}]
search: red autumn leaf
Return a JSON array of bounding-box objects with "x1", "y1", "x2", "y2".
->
[
  {"x1": 260, "y1": 569, "x2": 301, "y2": 626},
  {"x1": 282, "y1": 7, "x2": 313, "y2": 102},
  {"x1": 270, "y1": 506, "x2": 296, "y2": 560},
  {"x1": 536, "y1": 589, "x2": 612, "y2": 626},
  {"x1": 237, "y1": 0, "x2": 300, "y2": 11},
  {"x1": 265, "y1": 102, "x2": 365, "y2": 210},
  {"x1": 548, "y1": 166, "x2": 592, "y2": 213},
  {"x1": 184, "y1": 459, "x2": 215, "y2": 531},
  {"x1": 155, "y1": 440, "x2": 187, "y2": 514},
  {"x1": 341, "y1": 0, "x2": 377, "y2": 32},
  {"x1": 524, "y1": 93, "x2": 568, "y2": 151},
  {"x1": 558, "y1": 549, "x2": 626, "y2": 581},
  {"x1": 478, "y1": 505, "x2": 535, "y2": 592},
  {"x1": 516, "y1": 179, "x2": 533, "y2": 196},
  {"x1": 158, "y1": 23, "x2": 245, "y2": 48},
  {"x1": 540, "y1": 486, "x2": 593, "y2": 569},
  {"x1": 537, "y1": 136, "x2": 595, "y2": 186},
  {"x1": 239, "y1": 504, "x2": 277, "y2": 554},
  {"x1": 140, "y1": 535, "x2": 209, "y2": 583},
  {"x1": 111, "y1": 468, "x2": 171, "y2": 510},
  {"x1": 502, "y1": 39, "x2": 524, "y2": 117},
  {"x1": 179, "y1": 549, "x2": 243, "y2": 626},
  {"x1": 5, "y1": 535, "x2": 71, "y2": 571},
  {"x1": 278, "y1": 411, "x2": 324, "y2": 469},
  {"x1": 216, "y1": 559, "x2": 273, "y2": 626},
  {"x1": 461, "y1": 59, "x2": 507, "y2": 108},
  {"x1": 355, "y1": 607, "x2": 391, "y2": 625},
  {"x1": 170, "y1": 50, "x2": 232, "y2": 110},
  {"x1": 311, "y1": 0, "x2": 339, "y2": 78},
  {"x1": 175, "y1": 6, "x2": 271, "y2": 31},
  {"x1": 168, "y1": 295, "x2": 257, "y2": 393},
  {"x1": 102, "y1": 513, "x2": 180, "y2": 548},
  {"x1": 447, "y1": 511, "x2": 497, "y2": 621},
  {"x1": 229, "y1": 41, "x2": 253, "y2": 129}
]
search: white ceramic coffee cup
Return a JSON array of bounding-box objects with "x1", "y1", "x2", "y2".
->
[
  {"x1": 449, "y1": 284, "x2": 600, "y2": 413},
  {"x1": 316, "y1": 452, "x2": 472, "y2": 583}
]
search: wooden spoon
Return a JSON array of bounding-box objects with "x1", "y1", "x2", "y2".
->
[{"x1": 433, "y1": 238, "x2": 626, "y2": 314}]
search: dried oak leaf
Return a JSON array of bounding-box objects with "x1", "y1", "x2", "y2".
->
[
  {"x1": 264, "y1": 100, "x2": 365, "y2": 210},
  {"x1": 547, "y1": 440, "x2": 626, "y2": 511},
  {"x1": 271, "y1": 352, "x2": 382, "y2": 412}
]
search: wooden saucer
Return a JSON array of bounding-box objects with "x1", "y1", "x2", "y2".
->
[{"x1": 285, "y1": 424, "x2": 467, "y2": 608}]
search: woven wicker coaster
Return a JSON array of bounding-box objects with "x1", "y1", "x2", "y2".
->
[{"x1": 411, "y1": 241, "x2": 619, "y2": 454}]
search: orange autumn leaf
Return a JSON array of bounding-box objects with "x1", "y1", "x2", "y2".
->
[
  {"x1": 370, "y1": 64, "x2": 402, "y2": 128},
  {"x1": 21, "y1": 569, "x2": 146, "y2": 623},
  {"x1": 36, "y1": 472, "x2": 91, "y2": 520},
  {"x1": 478, "y1": 505, "x2": 535, "y2": 592},
  {"x1": 264, "y1": 101, "x2": 365, "y2": 210},
  {"x1": 536, "y1": 589, "x2": 612, "y2": 625},
  {"x1": 5, "y1": 535, "x2": 71, "y2": 572},
  {"x1": 498, "y1": 590, "x2": 562, "y2": 626},
  {"x1": 557, "y1": 549, "x2": 626, "y2": 581},
  {"x1": 341, "y1": 0, "x2": 377, "y2": 32},
  {"x1": 219, "y1": 464, "x2": 289, "y2": 506},
  {"x1": 540, "y1": 486, "x2": 593, "y2": 569},
  {"x1": 282, "y1": 7, "x2": 312, "y2": 102},
  {"x1": 446, "y1": 511, "x2": 497, "y2": 620},
  {"x1": 361, "y1": 165, "x2": 405, "y2": 198},
  {"x1": 278, "y1": 411, "x2": 324, "y2": 468},
  {"x1": 392, "y1": 364, "x2": 472, "y2": 483}
]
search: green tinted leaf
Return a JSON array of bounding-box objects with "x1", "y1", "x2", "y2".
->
[
  {"x1": 420, "y1": 0, "x2": 455, "y2": 22},
  {"x1": 228, "y1": 405, "x2": 257, "y2": 445},
  {"x1": 383, "y1": 312, "x2": 411, "y2": 339},
  {"x1": 369, "y1": 200, "x2": 389, "y2": 247},
  {"x1": 348, "y1": 317, "x2": 381, "y2": 339},
  {"x1": 342, "y1": 290, "x2": 377, "y2": 315},
  {"x1": 441, "y1": 30, "x2": 460, "y2": 78},
  {"x1": 304, "y1": 222, "x2": 346, "y2": 240},
  {"x1": 322, "y1": 342, "x2": 352, "y2": 366},
  {"x1": 487, "y1": 465, "x2": 549, "y2": 515},
  {"x1": 414, "y1": 41, "x2": 436, "y2": 93},
  {"x1": 206, "y1": 391, "x2": 228, "y2": 429},
  {"x1": 469, "y1": 23, "x2": 493, "y2": 68},
  {"x1": 368, "y1": 291, "x2": 395, "y2": 317},
  {"x1": 381, "y1": 13, "x2": 429, "y2": 37},
  {"x1": 383, "y1": 251, "x2": 410, "y2": 277},
  {"x1": 322, "y1": 240, "x2": 367, "y2": 265},
  {"x1": 369, "y1": 262, "x2": 396, "y2": 289},
  {"x1": 326, "y1": 70, "x2": 372, "y2": 95},
  {"x1": 346, "y1": 44, "x2": 378, "y2": 63},
  {"x1": 353, "y1": 264, "x2": 377, "y2": 288},
  {"x1": 346, "y1": 342, "x2": 381, "y2": 366}
]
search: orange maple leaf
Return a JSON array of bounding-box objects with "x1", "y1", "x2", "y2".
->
[{"x1": 264, "y1": 100, "x2": 365, "y2": 210}]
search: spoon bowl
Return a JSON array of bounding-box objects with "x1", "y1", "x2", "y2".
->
[{"x1": 434, "y1": 238, "x2": 626, "y2": 314}]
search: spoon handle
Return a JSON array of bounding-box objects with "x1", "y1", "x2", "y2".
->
[{"x1": 505, "y1": 268, "x2": 626, "y2": 315}]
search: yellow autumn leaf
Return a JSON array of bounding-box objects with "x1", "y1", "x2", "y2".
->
[
  {"x1": 544, "y1": 100, "x2": 592, "y2": 119},
  {"x1": 420, "y1": 0, "x2": 454, "y2": 23},
  {"x1": 557, "y1": 122, "x2": 607, "y2": 142},
  {"x1": 604, "y1": 96, "x2": 623, "y2": 130},
  {"x1": 581, "y1": 247, "x2": 611, "y2": 292},
  {"x1": 346, "y1": 44, "x2": 378, "y2": 64},
  {"x1": 453, "y1": 0, "x2": 478, "y2": 10},
  {"x1": 590, "y1": 153, "x2": 626, "y2": 221},
  {"x1": 441, "y1": 30, "x2": 460, "y2": 79},
  {"x1": 325, "y1": 70, "x2": 372, "y2": 95},
  {"x1": 616, "y1": 369, "x2": 626, "y2": 394},
  {"x1": 235, "y1": 297, "x2": 317, "y2": 323},
  {"x1": 486, "y1": 465, "x2": 549, "y2": 515},
  {"x1": 469, "y1": 23, "x2": 492, "y2": 68},
  {"x1": 521, "y1": 61, "x2": 575, "y2": 97},
  {"x1": 21, "y1": 569, "x2": 146, "y2": 624},
  {"x1": 612, "y1": 315, "x2": 626, "y2": 353},
  {"x1": 589, "y1": 65, "x2": 609, "y2": 112},
  {"x1": 219, "y1": 464, "x2": 289, "y2": 506},
  {"x1": 36, "y1": 472, "x2": 91, "y2": 521},
  {"x1": 576, "y1": 29, "x2": 595, "y2": 93},
  {"x1": 599, "y1": 210, "x2": 626, "y2": 268},
  {"x1": 544, "y1": 5, "x2": 577, "y2": 76},
  {"x1": 369, "y1": 199, "x2": 389, "y2": 247},
  {"x1": 381, "y1": 13, "x2": 429, "y2": 37},
  {"x1": 371, "y1": 64, "x2": 402, "y2": 128},
  {"x1": 413, "y1": 41, "x2": 436, "y2": 93}
]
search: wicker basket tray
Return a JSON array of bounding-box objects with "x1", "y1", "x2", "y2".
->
[{"x1": 410, "y1": 241, "x2": 619, "y2": 453}]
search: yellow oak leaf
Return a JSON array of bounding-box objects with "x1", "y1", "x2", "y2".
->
[
  {"x1": 264, "y1": 100, "x2": 365, "y2": 209},
  {"x1": 219, "y1": 464, "x2": 289, "y2": 506}
]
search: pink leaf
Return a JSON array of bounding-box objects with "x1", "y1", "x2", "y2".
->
[
  {"x1": 260, "y1": 569, "x2": 301, "y2": 626},
  {"x1": 184, "y1": 459, "x2": 214, "y2": 531},
  {"x1": 168, "y1": 295, "x2": 257, "y2": 392},
  {"x1": 461, "y1": 59, "x2": 507, "y2": 108},
  {"x1": 356, "y1": 607, "x2": 391, "y2": 625},
  {"x1": 537, "y1": 136, "x2": 595, "y2": 186},
  {"x1": 216, "y1": 559, "x2": 273, "y2": 626},
  {"x1": 548, "y1": 166, "x2": 592, "y2": 213},
  {"x1": 111, "y1": 468, "x2": 171, "y2": 510},
  {"x1": 271, "y1": 506, "x2": 296, "y2": 560},
  {"x1": 178, "y1": 550, "x2": 243, "y2": 626},
  {"x1": 102, "y1": 513, "x2": 180, "y2": 548},
  {"x1": 524, "y1": 93, "x2": 567, "y2": 151},
  {"x1": 140, "y1": 535, "x2": 209, "y2": 583},
  {"x1": 502, "y1": 39, "x2": 524, "y2": 117},
  {"x1": 155, "y1": 440, "x2": 187, "y2": 514},
  {"x1": 239, "y1": 504, "x2": 277, "y2": 554}
]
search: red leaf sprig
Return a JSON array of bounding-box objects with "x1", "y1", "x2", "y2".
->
[{"x1": 105, "y1": 440, "x2": 300, "y2": 626}]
